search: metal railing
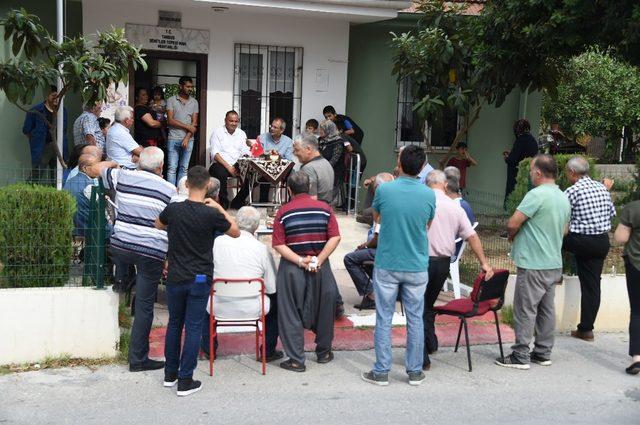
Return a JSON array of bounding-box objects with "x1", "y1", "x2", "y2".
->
[{"x1": 346, "y1": 153, "x2": 361, "y2": 215}]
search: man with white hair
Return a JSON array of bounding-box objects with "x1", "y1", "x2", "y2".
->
[
  {"x1": 91, "y1": 146, "x2": 177, "y2": 373},
  {"x1": 343, "y1": 172, "x2": 394, "y2": 310},
  {"x1": 294, "y1": 132, "x2": 334, "y2": 204},
  {"x1": 423, "y1": 169, "x2": 493, "y2": 371},
  {"x1": 211, "y1": 206, "x2": 282, "y2": 361},
  {"x1": 563, "y1": 156, "x2": 615, "y2": 342},
  {"x1": 106, "y1": 106, "x2": 143, "y2": 169}
]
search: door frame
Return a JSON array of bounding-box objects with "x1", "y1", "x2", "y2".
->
[{"x1": 129, "y1": 50, "x2": 208, "y2": 166}]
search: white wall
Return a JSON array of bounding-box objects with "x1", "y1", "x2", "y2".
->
[{"x1": 83, "y1": 0, "x2": 350, "y2": 162}]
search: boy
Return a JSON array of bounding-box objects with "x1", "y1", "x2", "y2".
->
[
  {"x1": 156, "y1": 165, "x2": 240, "y2": 396},
  {"x1": 440, "y1": 142, "x2": 477, "y2": 190},
  {"x1": 305, "y1": 118, "x2": 319, "y2": 136}
]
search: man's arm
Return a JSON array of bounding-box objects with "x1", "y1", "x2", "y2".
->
[
  {"x1": 342, "y1": 119, "x2": 355, "y2": 137},
  {"x1": 316, "y1": 236, "x2": 341, "y2": 269},
  {"x1": 466, "y1": 151, "x2": 478, "y2": 166},
  {"x1": 22, "y1": 110, "x2": 35, "y2": 138},
  {"x1": 465, "y1": 233, "x2": 493, "y2": 278},
  {"x1": 614, "y1": 224, "x2": 631, "y2": 245},
  {"x1": 203, "y1": 198, "x2": 240, "y2": 237},
  {"x1": 166, "y1": 109, "x2": 196, "y2": 134},
  {"x1": 154, "y1": 217, "x2": 167, "y2": 230},
  {"x1": 507, "y1": 210, "x2": 529, "y2": 241},
  {"x1": 274, "y1": 244, "x2": 311, "y2": 269}
]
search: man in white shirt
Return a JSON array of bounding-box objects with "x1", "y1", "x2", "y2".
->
[
  {"x1": 209, "y1": 206, "x2": 282, "y2": 361},
  {"x1": 106, "y1": 106, "x2": 143, "y2": 169},
  {"x1": 208, "y1": 110, "x2": 250, "y2": 209}
]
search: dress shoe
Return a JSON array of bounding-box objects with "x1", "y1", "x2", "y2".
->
[
  {"x1": 570, "y1": 329, "x2": 594, "y2": 342},
  {"x1": 354, "y1": 297, "x2": 375, "y2": 310},
  {"x1": 129, "y1": 359, "x2": 165, "y2": 372},
  {"x1": 257, "y1": 349, "x2": 284, "y2": 363}
]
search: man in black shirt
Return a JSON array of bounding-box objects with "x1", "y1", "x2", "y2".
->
[
  {"x1": 156, "y1": 165, "x2": 240, "y2": 396},
  {"x1": 323, "y1": 105, "x2": 364, "y2": 146},
  {"x1": 503, "y1": 119, "x2": 539, "y2": 205}
]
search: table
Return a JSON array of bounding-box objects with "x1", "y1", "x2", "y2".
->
[{"x1": 236, "y1": 157, "x2": 295, "y2": 205}]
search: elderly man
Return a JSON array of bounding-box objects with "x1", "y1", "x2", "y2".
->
[
  {"x1": 423, "y1": 170, "x2": 493, "y2": 370},
  {"x1": 106, "y1": 106, "x2": 143, "y2": 169},
  {"x1": 496, "y1": 154, "x2": 570, "y2": 370},
  {"x1": 63, "y1": 153, "x2": 100, "y2": 237},
  {"x1": 343, "y1": 172, "x2": 394, "y2": 310},
  {"x1": 209, "y1": 110, "x2": 250, "y2": 209},
  {"x1": 444, "y1": 166, "x2": 476, "y2": 224},
  {"x1": 361, "y1": 145, "x2": 435, "y2": 387},
  {"x1": 563, "y1": 156, "x2": 615, "y2": 342},
  {"x1": 90, "y1": 147, "x2": 177, "y2": 372},
  {"x1": 211, "y1": 206, "x2": 282, "y2": 361},
  {"x1": 273, "y1": 171, "x2": 341, "y2": 372},
  {"x1": 257, "y1": 117, "x2": 294, "y2": 202},
  {"x1": 293, "y1": 132, "x2": 334, "y2": 204},
  {"x1": 73, "y1": 101, "x2": 104, "y2": 149}
]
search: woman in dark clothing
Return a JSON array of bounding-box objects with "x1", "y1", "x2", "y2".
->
[
  {"x1": 318, "y1": 119, "x2": 345, "y2": 205},
  {"x1": 503, "y1": 118, "x2": 539, "y2": 205},
  {"x1": 133, "y1": 87, "x2": 162, "y2": 147}
]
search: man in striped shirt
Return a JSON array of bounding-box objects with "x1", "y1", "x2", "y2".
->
[
  {"x1": 272, "y1": 171, "x2": 341, "y2": 372},
  {"x1": 96, "y1": 146, "x2": 177, "y2": 372}
]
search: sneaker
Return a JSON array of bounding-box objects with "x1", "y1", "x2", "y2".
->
[
  {"x1": 361, "y1": 371, "x2": 389, "y2": 386},
  {"x1": 163, "y1": 371, "x2": 178, "y2": 387},
  {"x1": 177, "y1": 378, "x2": 202, "y2": 397},
  {"x1": 408, "y1": 371, "x2": 425, "y2": 386},
  {"x1": 495, "y1": 354, "x2": 530, "y2": 370},
  {"x1": 530, "y1": 353, "x2": 552, "y2": 366}
]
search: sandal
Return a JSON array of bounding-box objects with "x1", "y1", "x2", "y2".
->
[
  {"x1": 280, "y1": 359, "x2": 306, "y2": 372},
  {"x1": 625, "y1": 361, "x2": 640, "y2": 375}
]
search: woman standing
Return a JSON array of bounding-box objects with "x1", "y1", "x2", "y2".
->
[
  {"x1": 133, "y1": 87, "x2": 162, "y2": 147},
  {"x1": 318, "y1": 119, "x2": 345, "y2": 205},
  {"x1": 614, "y1": 200, "x2": 640, "y2": 375}
]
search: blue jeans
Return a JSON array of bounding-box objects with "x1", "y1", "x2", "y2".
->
[
  {"x1": 166, "y1": 138, "x2": 193, "y2": 186},
  {"x1": 165, "y1": 278, "x2": 211, "y2": 379},
  {"x1": 372, "y1": 268, "x2": 428, "y2": 375}
]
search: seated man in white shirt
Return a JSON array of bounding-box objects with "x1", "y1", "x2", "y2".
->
[
  {"x1": 209, "y1": 206, "x2": 282, "y2": 362},
  {"x1": 208, "y1": 110, "x2": 250, "y2": 209},
  {"x1": 106, "y1": 106, "x2": 143, "y2": 169}
]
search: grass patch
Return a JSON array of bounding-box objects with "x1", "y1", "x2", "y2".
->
[
  {"x1": 119, "y1": 300, "x2": 132, "y2": 329},
  {"x1": 117, "y1": 329, "x2": 131, "y2": 363},
  {"x1": 500, "y1": 305, "x2": 515, "y2": 327},
  {"x1": 1, "y1": 355, "x2": 122, "y2": 374}
]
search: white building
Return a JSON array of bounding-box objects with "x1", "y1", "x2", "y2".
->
[{"x1": 82, "y1": 0, "x2": 410, "y2": 164}]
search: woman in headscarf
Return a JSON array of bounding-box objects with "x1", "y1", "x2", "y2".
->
[{"x1": 318, "y1": 119, "x2": 345, "y2": 205}]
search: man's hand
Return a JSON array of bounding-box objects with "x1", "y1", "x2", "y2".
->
[
  {"x1": 482, "y1": 263, "x2": 494, "y2": 280},
  {"x1": 204, "y1": 198, "x2": 225, "y2": 213},
  {"x1": 181, "y1": 135, "x2": 191, "y2": 149},
  {"x1": 363, "y1": 177, "x2": 374, "y2": 188},
  {"x1": 228, "y1": 166, "x2": 237, "y2": 177},
  {"x1": 602, "y1": 178, "x2": 614, "y2": 191},
  {"x1": 186, "y1": 124, "x2": 197, "y2": 134},
  {"x1": 502, "y1": 151, "x2": 509, "y2": 159},
  {"x1": 357, "y1": 242, "x2": 368, "y2": 250},
  {"x1": 299, "y1": 255, "x2": 311, "y2": 269}
]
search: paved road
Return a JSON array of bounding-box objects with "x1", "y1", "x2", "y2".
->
[{"x1": 1, "y1": 334, "x2": 638, "y2": 424}]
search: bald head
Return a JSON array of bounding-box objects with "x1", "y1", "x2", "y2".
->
[
  {"x1": 82, "y1": 144, "x2": 102, "y2": 160},
  {"x1": 79, "y1": 153, "x2": 99, "y2": 177},
  {"x1": 374, "y1": 172, "x2": 394, "y2": 189}
]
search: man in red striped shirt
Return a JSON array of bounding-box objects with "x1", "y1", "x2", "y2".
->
[{"x1": 272, "y1": 171, "x2": 341, "y2": 372}]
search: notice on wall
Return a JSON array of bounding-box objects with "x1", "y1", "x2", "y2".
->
[
  {"x1": 125, "y1": 23, "x2": 210, "y2": 54},
  {"x1": 315, "y1": 69, "x2": 329, "y2": 92}
]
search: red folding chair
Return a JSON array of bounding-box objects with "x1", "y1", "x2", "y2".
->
[
  {"x1": 209, "y1": 278, "x2": 267, "y2": 376},
  {"x1": 433, "y1": 269, "x2": 510, "y2": 372}
]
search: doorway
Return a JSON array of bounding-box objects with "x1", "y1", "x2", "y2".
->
[{"x1": 130, "y1": 51, "x2": 208, "y2": 166}]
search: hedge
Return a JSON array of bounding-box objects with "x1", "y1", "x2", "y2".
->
[
  {"x1": 0, "y1": 184, "x2": 76, "y2": 288},
  {"x1": 505, "y1": 154, "x2": 600, "y2": 215}
]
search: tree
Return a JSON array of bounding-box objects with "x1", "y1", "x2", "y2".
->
[
  {"x1": 542, "y1": 48, "x2": 640, "y2": 160},
  {"x1": 0, "y1": 8, "x2": 146, "y2": 167}
]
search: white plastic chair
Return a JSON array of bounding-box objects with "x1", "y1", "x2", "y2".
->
[
  {"x1": 448, "y1": 222, "x2": 478, "y2": 299},
  {"x1": 208, "y1": 278, "x2": 266, "y2": 376}
]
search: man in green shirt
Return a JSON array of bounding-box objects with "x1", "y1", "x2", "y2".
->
[{"x1": 496, "y1": 154, "x2": 570, "y2": 370}]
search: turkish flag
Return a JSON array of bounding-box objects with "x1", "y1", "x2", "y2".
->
[{"x1": 251, "y1": 137, "x2": 264, "y2": 157}]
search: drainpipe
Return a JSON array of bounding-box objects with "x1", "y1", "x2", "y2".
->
[{"x1": 56, "y1": 0, "x2": 64, "y2": 190}]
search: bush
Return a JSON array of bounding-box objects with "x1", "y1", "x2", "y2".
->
[
  {"x1": 505, "y1": 154, "x2": 600, "y2": 215},
  {"x1": 0, "y1": 184, "x2": 75, "y2": 288}
]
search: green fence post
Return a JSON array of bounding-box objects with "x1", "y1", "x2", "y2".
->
[
  {"x1": 83, "y1": 183, "x2": 107, "y2": 289},
  {"x1": 94, "y1": 182, "x2": 106, "y2": 289}
]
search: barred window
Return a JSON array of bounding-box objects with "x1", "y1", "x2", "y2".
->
[
  {"x1": 233, "y1": 44, "x2": 303, "y2": 139},
  {"x1": 396, "y1": 77, "x2": 463, "y2": 150}
]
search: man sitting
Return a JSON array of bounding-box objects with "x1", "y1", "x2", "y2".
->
[
  {"x1": 105, "y1": 106, "x2": 143, "y2": 169},
  {"x1": 256, "y1": 117, "x2": 294, "y2": 202},
  {"x1": 210, "y1": 206, "x2": 282, "y2": 362},
  {"x1": 343, "y1": 172, "x2": 394, "y2": 309}
]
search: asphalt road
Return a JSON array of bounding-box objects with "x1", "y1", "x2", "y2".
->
[{"x1": 1, "y1": 334, "x2": 638, "y2": 424}]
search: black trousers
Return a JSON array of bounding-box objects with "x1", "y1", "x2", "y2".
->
[
  {"x1": 563, "y1": 232, "x2": 610, "y2": 332},
  {"x1": 624, "y1": 257, "x2": 640, "y2": 356},
  {"x1": 208, "y1": 162, "x2": 250, "y2": 210},
  {"x1": 423, "y1": 256, "x2": 452, "y2": 363}
]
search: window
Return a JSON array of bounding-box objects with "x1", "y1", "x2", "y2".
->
[
  {"x1": 233, "y1": 44, "x2": 303, "y2": 139},
  {"x1": 396, "y1": 77, "x2": 464, "y2": 150}
]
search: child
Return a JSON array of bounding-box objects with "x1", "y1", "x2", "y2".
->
[
  {"x1": 305, "y1": 118, "x2": 319, "y2": 137},
  {"x1": 440, "y1": 142, "x2": 477, "y2": 190}
]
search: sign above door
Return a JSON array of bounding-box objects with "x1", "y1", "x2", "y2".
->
[{"x1": 125, "y1": 23, "x2": 210, "y2": 54}]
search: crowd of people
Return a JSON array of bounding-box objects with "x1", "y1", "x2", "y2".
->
[{"x1": 22, "y1": 84, "x2": 639, "y2": 394}]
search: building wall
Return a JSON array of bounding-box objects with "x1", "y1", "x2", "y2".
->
[
  {"x1": 0, "y1": 0, "x2": 83, "y2": 178},
  {"x1": 83, "y1": 0, "x2": 351, "y2": 163},
  {"x1": 346, "y1": 17, "x2": 542, "y2": 198}
]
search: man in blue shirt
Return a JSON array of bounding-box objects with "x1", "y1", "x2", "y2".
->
[
  {"x1": 361, "y1": 145, "x2": 436, "y2": 387},
  {"x1": 257, "y1": 117, "x2": 294, "y2": 202}
]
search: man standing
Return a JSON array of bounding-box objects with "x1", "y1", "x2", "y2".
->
[
  {"x1": 94, "y1": 147, "x2": 177, "y2": 373},
  {"x1": 361, "y1": 145, "x2": 436, "y2": 387},
  {"x1": 322, "y1": 105, "x2": 364, "y2": 145},
  {"x1": 563, "y1": 156, "x2": 615, "y2": 342},
  {"x1": 496, "y1": 154, "x2": 570, "y2": 370},
  {"x1": 209, "y1": 110, "x2": 250, "y2": 209},
  {"x1": 156, "y1": 165, "x2": 239, "y2": 396},
  {"x1": 23, "y1": 85, "x2": 67, "y2": 185},
  {"x1": 273, "y1": 171, "x2": 341, "y2": 372},
  {"x1": 166, "y1": 76, "x2": 199, "y2": 185},
  {"x1": 293, "y1": 133, "x2": 334, "y2": 204},
  {"x1": 73, "y1": 102, "x2": 104, "y2": 149},
  {"x1": 106, "y1": 106, "x2": 143, "y2": 169},
  {"x1": 257, "y1": 117, "x2": 294, "y2": 202},
  {"x1": 423, "y1": 170, "x2": 493, "y2": 370},
  {"x1": 503, "y1": 119, "x2": 538, "y2": 204}
]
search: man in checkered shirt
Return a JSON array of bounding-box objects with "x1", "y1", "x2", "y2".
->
[{"x1": 563, "y1": 156, "x2": 615, "y2": 342}]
